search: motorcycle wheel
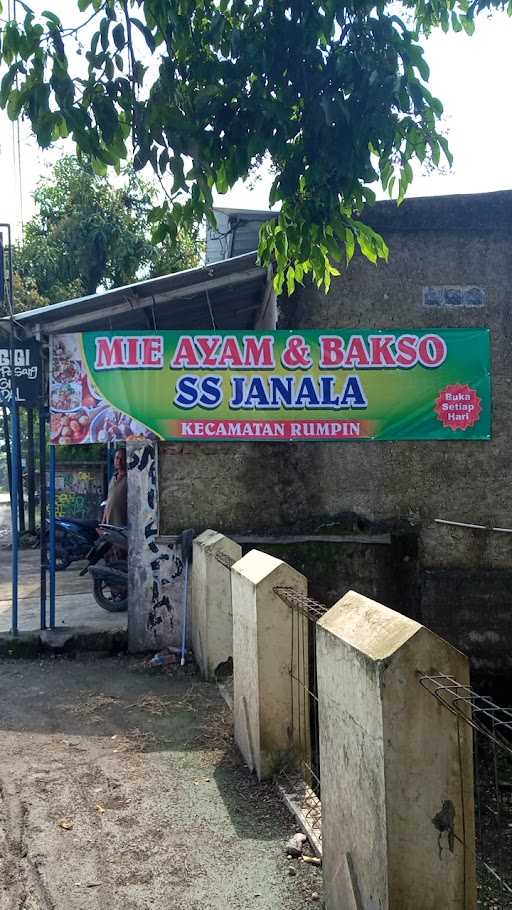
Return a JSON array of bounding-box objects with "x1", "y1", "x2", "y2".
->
[{"x1": 93, "y1": 560, "x2": 128, "y2": 612}]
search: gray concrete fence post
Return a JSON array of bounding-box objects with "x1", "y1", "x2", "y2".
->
[
  {"x1": 231, "y1": 549, "x2": 307, "y2": 781},
  {"x1": 316, "y1": 590, "x2": 476, "y2": 910},
  {"x1": 190, "y1": 529, "x2": 242, "y2": 680}
]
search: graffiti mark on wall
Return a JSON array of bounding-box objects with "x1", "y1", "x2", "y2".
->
[
  {"x1": 55, "y1": 492, "x2": 97, "y2": 519},
  {"x1": 55, "y1": 465, "x2": 104, "y2": 519}
]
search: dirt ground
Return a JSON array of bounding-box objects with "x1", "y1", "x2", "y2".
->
[{"x1": 0, "y1": 655, "x2": 323, "y2": 910}]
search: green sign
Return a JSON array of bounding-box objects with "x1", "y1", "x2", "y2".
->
[{"x1": 49, "y1": 329, "x2": 491, "y2": 443}]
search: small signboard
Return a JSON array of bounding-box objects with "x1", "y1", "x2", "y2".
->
[{"x1": 0, "y1": 339, "x2": 41, "y2": 406}]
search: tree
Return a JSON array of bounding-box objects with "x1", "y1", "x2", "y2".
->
[
  {"x1": 0, "y1": 264, "x2": 49, "y2": 319},
  {"x1": 7, "y1": 273, "x2": 49, "y2": 316},
  {"x1": 0, "y1": 1, "x2": 504, "y2": 294},
  {"x1": 11, "y1": 155, "x2": 200, "y2": 308}
]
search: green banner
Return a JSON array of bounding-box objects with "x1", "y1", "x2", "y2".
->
[{"x1": 49, "y1": 329, "x2": 491, "y2": 444}]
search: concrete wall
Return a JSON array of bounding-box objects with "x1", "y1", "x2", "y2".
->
[
  {"x1": 158, "y1": 191, "x2": 512, "y2": 674},
  {"x1": 278, "y1": 192, "x2": 512, "y2": 550}
]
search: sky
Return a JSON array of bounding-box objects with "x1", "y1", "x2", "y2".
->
[{"x1": 0, "y1": 4, "x2": 511, "y2": 236}]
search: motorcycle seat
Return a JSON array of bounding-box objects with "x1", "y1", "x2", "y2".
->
[{"x1": 59, "y1": 518, "x2": 99, "y2": 530}]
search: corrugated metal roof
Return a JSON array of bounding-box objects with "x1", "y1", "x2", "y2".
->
[{"x1": 3, "y1": 252, "x2": 269, "y2": 335}]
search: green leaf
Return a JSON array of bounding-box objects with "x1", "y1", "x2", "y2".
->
[
  {"x1": 345, "y1": 230, "x2": 355, "y2": 264},
  {"x1": 152, "y1": 221, "x2": 168, "y2": 244},
  {"x1": 42, "y1": 10, "x2": 62, "y2": 27},
  {"x1": 0, "y1": 68, "x2": 17, "y2": 108},
  {"x1": 215, "y1": 163, "x2": 228, "y2": 194},
  {"x1": 16, "y1": 1, "x2": 33, "y2": 17},
  {"x1": 110, "y1": 132, "x2": 127, "y2": 159},
  {"x1": 130, "y1": 17, "x2": 156, "y2": 53},
  {"x1": 438, "y1": 135, "x2": 453, "y2": 167},
  {"x1": 286, "y1": 266, "x2": 295, "y2": 296},
  {"x1": 355, "y1": 223, "x2": 388, "y2": 266},
  {"x1": 274, "y1": 229, "x2": 288, "y2": 258},
  {"x1": 325, "y1": 234, "x2": 341, "y2": 261},
  {"x1": 451, "y1": 12, "x2": 462, "y2": 32},
  {"x1": 460, "y1": 14, "x2": 475, "y2": 35},
  {"x1": 100, "y1": 17, "x2": 110, "y2": 52},
  {"x1": 208, "y1": 12, "x2": 225, "y2": 43},
  {"x1": 132, "y1": 60, "x2": 145, "y2": 85},
  {"x1": 91, "y1": 157, "x2": 108, "y2": 176},
  {"x1": 273, "y1": 270, "x2": 285, "y2": 295},
  {"x1": 7, "y1": 90, "x2": 23, "y2": 121},
  {"x1": 112, "y1": 23, "x2": 125, "y2": 51},
  {"x1": 429, "y1": 138, "x2": 441, "y2": 167}
]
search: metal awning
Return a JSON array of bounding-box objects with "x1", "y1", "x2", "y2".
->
[{"x1": 1, "y1": 252, "x2": 270, "y2": 336}]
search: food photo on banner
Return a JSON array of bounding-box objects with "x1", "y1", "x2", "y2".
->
[{"x1": 49, "y1": 330, "x2": 491, "y2": 444}]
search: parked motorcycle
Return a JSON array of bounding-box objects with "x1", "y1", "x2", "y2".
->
[
  {"x1": 80, "y1": 524, "x2": 128, "y2": 612},
  {"x1": 45, "y1": 517, "x2": 99, "y2": 571}
]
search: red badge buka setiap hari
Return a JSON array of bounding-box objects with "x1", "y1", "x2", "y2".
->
[{"x1": 435, "y1": 384, "x2": 482, "y2": 431}]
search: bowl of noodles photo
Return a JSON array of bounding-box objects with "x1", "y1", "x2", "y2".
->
[{"x1": 50, "y1": 382, "x2": 82, "y2": 413}]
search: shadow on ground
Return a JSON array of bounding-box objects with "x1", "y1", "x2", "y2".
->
[{"x1": 0, "y1": 655, "x2": 324, "y2": 910}]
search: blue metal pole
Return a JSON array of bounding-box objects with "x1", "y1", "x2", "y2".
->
[
  {"x1": 39, "y1": 405, "x2": 47, "y2": 630},
  {"x1": 2, "y1": 225, "x2": 19, "y2": 636},
  {"x1": 49, "y1": 443, "x2": 56, "y2": 629},
  {"x1": 9, "y1": 399, "x2": 19, "y2": 635}
]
